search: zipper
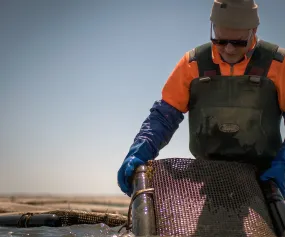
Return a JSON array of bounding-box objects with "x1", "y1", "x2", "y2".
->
[{"x1": 230, "y1": 64, "x2": 234, "y2": 76}]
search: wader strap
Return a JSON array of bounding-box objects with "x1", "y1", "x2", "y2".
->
[
  {"x1": 195, "y1": 42, "x2": 221, "y2": 77},
  {"x1": 244, "y1": 40, "x2": 279, "y2": 77}
]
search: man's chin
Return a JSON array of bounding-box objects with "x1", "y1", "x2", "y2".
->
[{"x1": 222, "y1": 54, "x2": 242, "y2": 64}]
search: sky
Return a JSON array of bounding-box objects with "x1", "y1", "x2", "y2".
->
[{"x1": 1, "y1": 0, "x2": 285, "y2": 196}]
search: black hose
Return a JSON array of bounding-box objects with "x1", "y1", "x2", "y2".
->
[{"x1": 0, "y1": 213, "x2": 62, "y2": 228}]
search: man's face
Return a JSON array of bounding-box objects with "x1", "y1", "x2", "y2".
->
[{"x1": 213, "y1": 25, "x2": 255, "y2": 64}]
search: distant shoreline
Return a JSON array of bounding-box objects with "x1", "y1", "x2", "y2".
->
[{"x1": 0, "y1": 195, "x2": 130, "y2": 216}]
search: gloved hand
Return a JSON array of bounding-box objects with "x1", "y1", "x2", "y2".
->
[
  {"x1": 117, "y1": 100, "x2": 184, "y2": 196},
  {"x1": 117, "y1": 156, "x2": 145, "y2": 197},
  {"x1": 260, "y1": 146, "x2": 285, "y2": 197}
]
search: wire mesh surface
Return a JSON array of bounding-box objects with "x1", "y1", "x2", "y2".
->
[{"x1": 148, "y1": 158, "x2": 277, "y2": 237}]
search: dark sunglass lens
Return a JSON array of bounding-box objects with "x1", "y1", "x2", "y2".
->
[
  {"x1": 211, "y1": 39, "x2": 228, "y2": 46},
  {"x1": 237, "y1": 40, "x2": 248, "y2": 47},
  {"x1": 228, "y1": 40, "x2": 248, "y2": 47}
]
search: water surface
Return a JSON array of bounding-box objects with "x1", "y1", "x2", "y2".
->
[{"x1": 0, "y1": 224, "x2": 134, "y2": 237}]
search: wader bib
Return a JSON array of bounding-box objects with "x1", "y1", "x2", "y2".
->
[{"x1": 188, "y1": 40, "x2": 284, "y2": 171}]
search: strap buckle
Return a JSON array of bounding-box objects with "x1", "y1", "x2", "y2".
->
[
  {"x1": 249, "y1": 76, "x2": 261, "y2": 85},
  {"x1": 199, "y1": 77, "x2": 211, "y2": 83}
]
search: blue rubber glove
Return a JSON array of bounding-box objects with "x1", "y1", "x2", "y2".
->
[
  {"x1": 260, "y1": 144, "x2": 285, "y2": 197},
  {"x1": 117, "y1": 156, "x2": 145, "y2": 197},
  {"x1": 117, "y1": 100, "x2": 184, "y2": 196}
]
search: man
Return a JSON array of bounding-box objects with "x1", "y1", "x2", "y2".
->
[{"x1": 118, "y1": 0, "x2": 285, "y2": 198}]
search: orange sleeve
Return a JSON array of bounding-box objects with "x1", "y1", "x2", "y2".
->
[
  {"x1": 268, "y1": 57, "x2": 285, "y2": 112},
  {"x1": 278, "y1": 59, "x2": 285, "y2": 112},
  {"x1": 162, "y1": 51, "x2": 199, "y2": 113}
]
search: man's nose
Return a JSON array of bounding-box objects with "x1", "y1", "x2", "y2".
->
[{"x1": 224, "y1": 43, "x2": 236, "y2": 54}]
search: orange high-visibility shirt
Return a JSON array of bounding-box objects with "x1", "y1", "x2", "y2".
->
[{"x1": 162, "y1": 38, "x2": 285, "y2": 113}]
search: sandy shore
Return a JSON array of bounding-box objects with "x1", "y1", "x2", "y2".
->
[{"x1": 0, "y1": 195, "x2": 130, "y2": 216}]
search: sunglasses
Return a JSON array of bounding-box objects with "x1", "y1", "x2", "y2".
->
[
  {"x1": 210, "y1": 24, "x2": 252, "y2": 47},
  {"x1": 211, "y1": 38, "x2": 248, "y2": 47}
]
